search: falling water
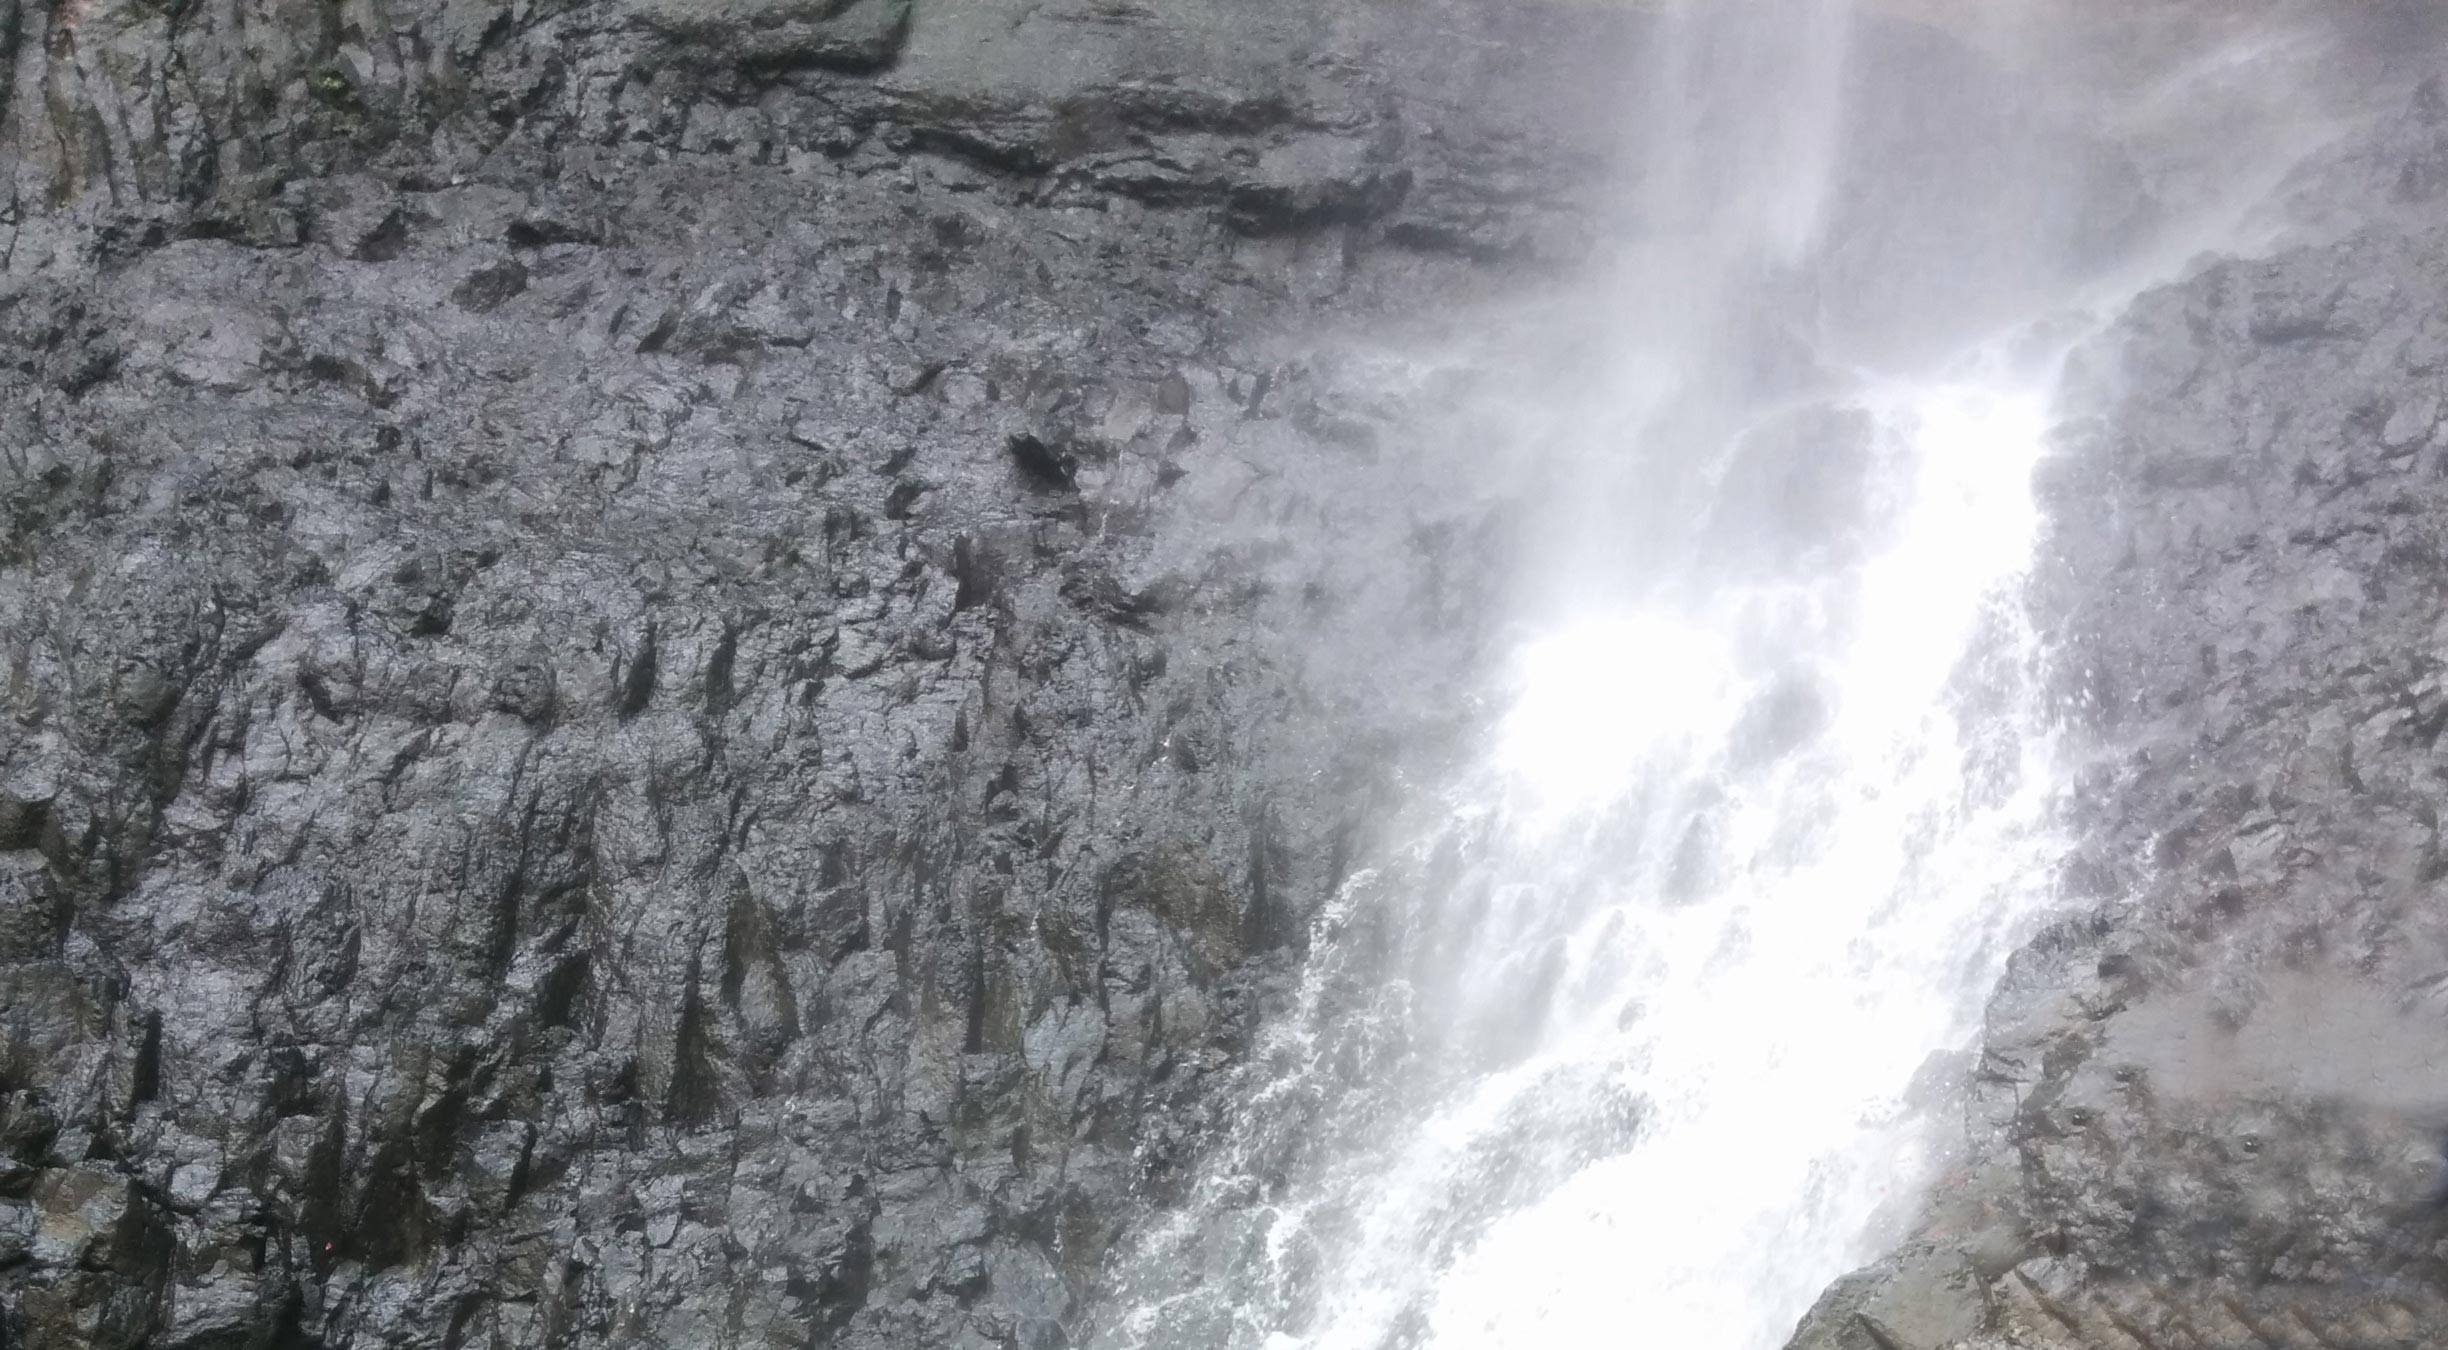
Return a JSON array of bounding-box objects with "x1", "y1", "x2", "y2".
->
[{"x1": 1089, "y1": 3, "x2": 2366, "y2": 1348}]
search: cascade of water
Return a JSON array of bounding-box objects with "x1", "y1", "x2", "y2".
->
[
  {"x1": 1410, "y1": 361, "x2": 2063, "y2": 1350},
  {"x1": 1631, "y1": 0, "x2": 1853, "y2": 266},
  {"x1": 1086, "y1": 4, "x2": 2358, "y2": 1348}
]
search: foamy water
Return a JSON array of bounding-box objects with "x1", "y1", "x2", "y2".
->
[
  {"x1": 1091, "y1": 346, "x2": 2078, "y2": 1350},
  {"x1": 1415, "y1": 367, "x2": 2063, "y2": 1350},
  {"x1": 1083, "y1": 3, "x2": 2352, "y2": 1346}
]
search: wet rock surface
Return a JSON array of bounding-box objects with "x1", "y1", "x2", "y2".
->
[
  {"x1": 15, "y1": 0, "x2": 2448, "y2": 1344},
  {"x1": 0, "y1": 0, "x2": 1596, "y2": 1345},
  {"x1": 1789, "y1": 64, "x2": 2448, "y2": 1350}
]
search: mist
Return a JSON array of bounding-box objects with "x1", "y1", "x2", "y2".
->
[
  {"x1": 9, "y1": 0, "x2": 2448, "y2": 1346},
  {"x1": 1088, "y1": 4, "x2": 2448, "y2": 1348}
]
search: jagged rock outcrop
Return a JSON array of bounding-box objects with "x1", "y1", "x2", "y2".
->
[
  {"x1": 18, "y1": 0, "x2": 2448, "y2": 1344},
  {"x1": 1787, "y1": 52, "x2": 2448, "y2": 1350},
  {"x1": 0, "y1": 1, "x2": 1610, "y2": 1345}
]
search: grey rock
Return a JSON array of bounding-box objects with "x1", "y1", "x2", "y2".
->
[
  {"x1": 21, "y1": 0, "x2": 2448, "y2": 1345},
  {"x1": 0, "y1": 0, "x2": 1623, "y2": 1344}
]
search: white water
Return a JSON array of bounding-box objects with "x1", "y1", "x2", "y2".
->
[
  {"x1": 1089, "y1": 4, "x2": 2362, "y2": 1348},
  {"x1": 1129, "y1": 349, "x2": 2070, "y2": 1350},
  {"x1": 1417, "y1": 366, "x2": 2060, "y2": 1350}
]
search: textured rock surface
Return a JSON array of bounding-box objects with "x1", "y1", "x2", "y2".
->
[
  {"x1": 1787, "y1": 53, "x2": 2448, "y2": 1350},
  {"x1": 16, "y1": 0, "x2": 2448, "y2": 1345},
  {"x1": 0, "y1": 1, "x2": 1614, "y2": 1345}
]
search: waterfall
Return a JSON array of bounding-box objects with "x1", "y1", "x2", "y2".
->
[{"x1": 1086, "y1": 4, "x2": 2346, "y2": 1348}]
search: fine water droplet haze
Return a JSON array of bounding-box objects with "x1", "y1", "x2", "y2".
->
[{"x1": 1085, "y1": 4, "x2": 2389, "y2": 1348}]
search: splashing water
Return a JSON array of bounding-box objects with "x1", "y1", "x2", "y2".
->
[
  {"x1": 1085, "y1": 3, "x2": 2363, "y2": 1348},
  {"x1": 1092, "y1": 339, "x2": 2076, "y2": 1350},
  {"x1": 1415, "y1": 370, "x2": 2061, "y2": 1350},
  {"x1": 1491, "y1": 614, "x2": 1739, "y2": 821}
]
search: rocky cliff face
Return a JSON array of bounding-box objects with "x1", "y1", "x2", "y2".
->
[
  {"x1": 1788, "y1": 37, "x2": 2448, "y2": 1350},
  {"x1": 16, "y1": 0, "x2": 2448, "y2": 1347},
  {"x1": 0, "y1": 1, "x2": 1620, "y2": 1345}
]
